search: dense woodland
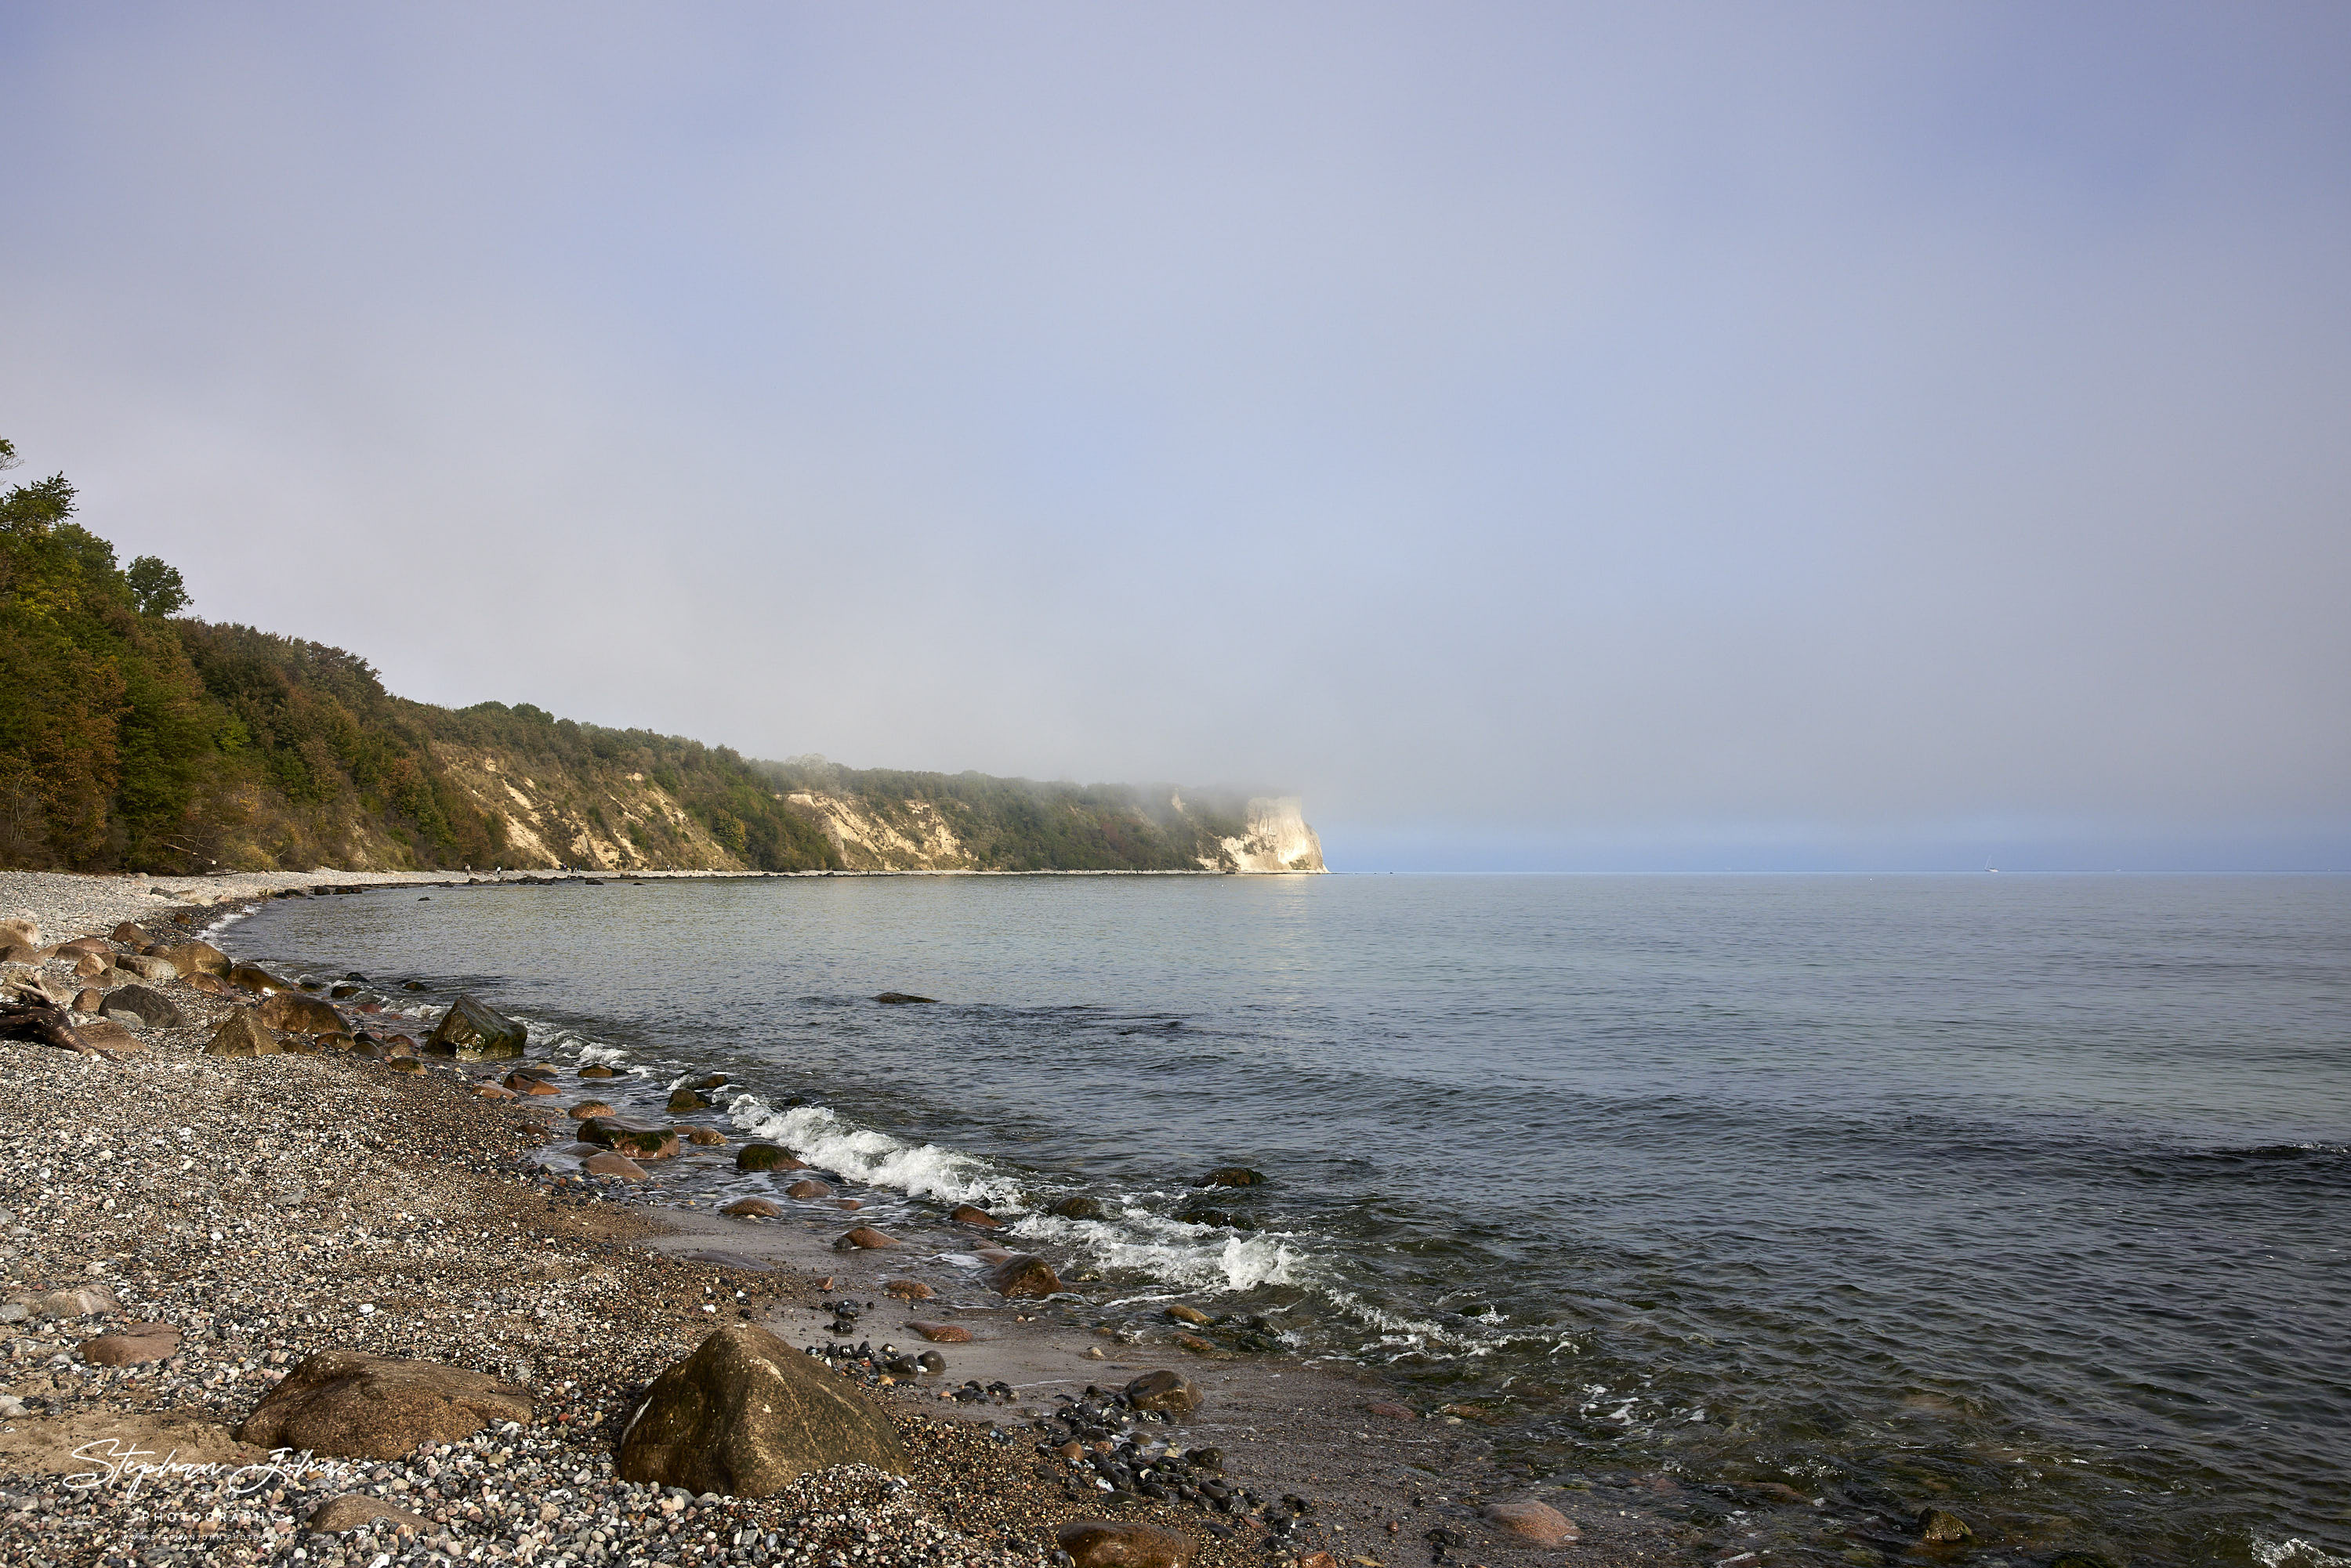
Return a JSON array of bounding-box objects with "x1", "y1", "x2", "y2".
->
[{"x1": 0, "y1": 440, "x2": 1262, "y2": 875}]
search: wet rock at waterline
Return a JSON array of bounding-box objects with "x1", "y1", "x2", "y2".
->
[
  {"x1": 907, "y1": 1321, "x2": 972, "y2": 1343},
  {"x1": 1051, "y1": 1195, "x2": 1106, "y2": 1220},
  {"x1": 784, "y1": 1179, "x2": 834, "y2": 1200},
  {"x1": 1056, "y1": 1519, "x2": 1195, "y2": 1568},
  {"x1": 1199, "y1": 1167, "x2": 1267, "y2": 1188},
  {"x1": 583, "y1": 1152, "x2": 648, "y2": 1181},
  {"x1": 615, "y1": 1324, "x2": 908, "y2": 1497},
  {"x1": 1482, "y1": 1500, "x2": 1579, "y2": 1545},
  {"x1": 1123, "y1": 1369, "x2": 1201, "y2": 1415},
  {"x1": 236, "y1": 1349, "x2": 533, "y2": 1460},
  {"x1": 737, "y1": 1143, "x2": 806, "y2": 1172},
  {"x1": 835, "y1": 1226, "x2": 897, "y2": 1250},
  {"x1": 872, "y1": 991, "x2": 937, "y2": 1005},
  {"x1": 950, "y1": 1204, "x2": 1002, "y2": 1227},
  {"x1": 883, "y1": 1279, "x2": 935, "y2": 1301},
  {"x1": 578, "y1": 1117, "x2": 679, "y2": 1161},
  {"x1": 667, "y1": 1087, "x2": 712, "y2": 1114},
  {"x1": 424, "y1": 993, "x2": 529, "y2": 1059},
  {"x1": 984, "y1": 1255, "x2": 1063, "y2": 1298},
  {"x1": 1917, "y1": 1508, "x2": 1973, "y2": 1544},
  {"x1": 156, "y1": 940, "x2": 229, "y2": 976},
  {"x1": 722, "y1": 1197, "x2": 783, "y2": 1218},
  {"x1": 226, "y1": 961, "x2": 297, "y2": 994}
]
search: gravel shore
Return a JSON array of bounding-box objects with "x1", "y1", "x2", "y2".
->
[{"x1": 0, "y1": 875, "x2": 1683, "y2": 1568}]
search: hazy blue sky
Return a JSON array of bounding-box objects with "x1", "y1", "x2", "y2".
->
[{"x1": 5, "y1": 4, "x2": 2347, "y2": 870}]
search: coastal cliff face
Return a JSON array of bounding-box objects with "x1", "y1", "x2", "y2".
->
[
  {"x1": 779, "y1": 785, "x2": 1329, "y2": 875},
  {"x1": 1216, "y1": 796, "x2": 1327, "y2": 873}
]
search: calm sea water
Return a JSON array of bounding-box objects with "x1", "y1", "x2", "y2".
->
[{"x1": 227, "y1": 875, "x2": 2351, "y2": 1566}]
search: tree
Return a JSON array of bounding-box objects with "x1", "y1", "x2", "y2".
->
[{"x1": 125, "y1": 556, "x2": 190, "y2": 617}]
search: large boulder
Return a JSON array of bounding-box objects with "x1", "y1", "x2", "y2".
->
[
  {"x1": 226, "y1": 961, "x2": 298, "y2": 994},
  {"x1": 100, "y1": 983, "x2": 185, "y2": 1030},
  {"x1": 206, "y1": 1011, "x2": 282, "y2": 1057},
  {"x1": 111, "y1": 953, "x2": 180, "y2": 983},
  {"x1": 235, "y1": 1350, "x2": 532, "y2": 1460},
  {"x1": 425, "y1": 994, "x2": 529, "y2": 1059},
  {"x1": 258, "y1": 990, "x2": 345, "y2": 1034},
  {"x1": 578, "y1": 1117, "x2": 679, "y2": 1161},
  {"x1": 109, "y1": 922, "x2": 150, "y2": 947},
  {"x1": 0, "y1": 918, "x2": 40, "y2": 950},
  {"x1": 156, "y1": 940, "x2": 229, "y2": 977},
  {"x1": 984, "y1": 1255, "x2": 1064, "y2": 1298},
  {"x1": 1483, "y1": 1501, "x2": 1578, "y2": 1545},
  {"x1": 614, "y1": 1324, "x2": 907, "y2": 1497},
  {"x1": 1123, "y1": 1370, "x2": 1200, "y2": 1414},
  {"x1": 1057, "y1": 1520, "x2": 1195, "y2": 1568},
  {"x1": 736, "y1": 1143, "x2": 805, "y2": 1172}
]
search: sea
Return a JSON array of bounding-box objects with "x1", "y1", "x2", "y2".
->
[{"x1": 223, "y1": 873, "x2": 2351, "y2": 1567}]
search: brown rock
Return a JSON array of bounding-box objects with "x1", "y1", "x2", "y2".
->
[
  {"x1": 1165, "y1": 1304, "x2": 1211, "y2": 1326},
  {"x1": 1200, "y1": 1167, "x2": 1266, "y2": 1187},
  {"x1": 950, "y1": 1204, "x2": 1002, "y2": 1227},
  {"x1": 584, "y1": 1152, "x2": 648, "y2": 1181},
  {"x1": 837, "y1": 1226, "x2": 897, "y2": 1249},
  {"x1": 81, "y1": 1324, "x2": 182, "y2": 1367},
  {"x1": 309, "y1": 1494, "x2": 432, "y2": 1534},
  {"x1": 29, "y1": 1285, "x2": 120, "y2": 1319},
  {"x1": 579, "y1": 1063, "x2": 618, "y2": 1078},
  {"x1": 1056, "y1": 1519, "x2": 1195, "y2": 1568},
  {"x1": 206, "y1": 1010, "x2": 282, "y2": 1057},
  {"x1": 236, "y1": 1349, "x2": 532, "y2": 1460},
  {"x1": 502, "y1": 1071, "x2": 559, "y2": 1095},
  {"x1": 187, "y1": 972, "x2": 231, "y2": 996},
  {"x1": 1364, "y1": 1400, "x2": 1418, "y2": 1420},
  {"x1": 110, "y1": 952, "x2": 179, "y2": 983},
  {"x1": 73, "y1": 987, "x2": 104, "y2": 1013},
  {"x1": 100, "y1": 983, "x2": 185, "y2": 1030},
  {"x1": 736, "y1": 1143, "x2": 805, "y2": 1172},
  {"x1": 614, "y1": 1323, "x2": 908, "y2": 1497},
  {"x1": 1123, "y1": 1369, "x2": 1200, "y2": 1414},
  {"x1": 984, "y1": 1255, "x2": 1063, "y2": 1298},
  {"x1": 1482, "y1": 1501, "x2": 1578, "y2": 1545},
  {"x1": 570, "y1": 1099, "x2": 618, "y2": 1119},
  {"x1": 784, "y1": 1179, "x2": 834, "y2": 1200},
  {"x1": 53, "y1": 936, "x2": 110, "y2": 957},
  {"x1": 74, "y1": 1018, "x2": 147, "y2": 1056},
  {"x1": 423, "y1": 994, "x2": 529, "y2": 1059},
  {"x1": 257, "y1": 990, "x2": 344, "y2": 1034},
  {"x1": 831, "y1": 1198, "x2": 862, "y2": 1211},
  {"x1": 72, "y1": 951, "x2": 112, "y2": 981},
  {"x1": 108, "y1": 922, "x2": 150, "y2": 947},
  {"x1": 579, "y1": 1117, "x2": 680, "y2": 1161},
  {"x1": 882, "y1": 1279, "x2": 935, "y2": 1301},
  {"x1": 386, "y1": 1056, "x2": 426, "y2": 1075},
  {"x1": 907, "y1": 1321, "x2": 973, "y2": 1343},
  {"x1": 667, "y1": 1088, "x2": 712, "y2": 1114},
  {"x1": 683, "y1": 1126, "x2": 727, "y2": 1146},
  {"x1": 1918, "y1": 1508, "x2": 1972, "y2": 1544},
  {"x1": 475, "y1": 1083, "x2": 517, "y2": 1100},
  {"x1": 721, "y1": 1197, "x2": 783, "y2": 1218},
  {"x1": 1174, "y1": 1333, "x2": 1216, "y2": 1354},
  {"x1": 0, "y1": 918, "x2": 37, "y2": 949},
  {"x1": 226, "y1": 961, "x2": 297, "y2": 994},
  {"x1": 156, "y1": 940, "x2": 229, "y2": 977}
]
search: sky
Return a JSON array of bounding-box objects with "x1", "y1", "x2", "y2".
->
[{"x1": 5, "y1": 3, "x2": 2348, "y2": 871}]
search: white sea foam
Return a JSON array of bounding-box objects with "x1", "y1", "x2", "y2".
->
[
  {"x1": 2257, "y1": 1541, "x2": 2351, "y2": 1568},
  {"x1": 1010, "y1": 1208, "x2": 1306, "y2": 1293},
  {"x1": 728, "y1": 1098, "x2": 1017, "y2": 1208}
]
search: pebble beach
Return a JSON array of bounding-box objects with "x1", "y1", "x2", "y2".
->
[{"x1": 0, "y1": 871, "x2": 1669, "y2": 1568}]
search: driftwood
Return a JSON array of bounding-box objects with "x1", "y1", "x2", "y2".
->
[{"x1": 0, "y1": 996, "x2": 131, "y2": 1059}]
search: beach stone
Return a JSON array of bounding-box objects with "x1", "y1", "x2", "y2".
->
[
  {"x1": 72, "y1": 951, "x2": 112, "y2": 981},
  {"x1": 951, "y1": 1204, "x2": 1002, "y2": 1227},
  {"x1": 1200, "y1": 1167, "x2": 1266, "y2": 1187},
  {"x1": 1365, "y1": 1400, "x2": 1417, "y2": 1420},
  {"x1": 476, "y1": 1083, "x2": 520, "y2": 1101},
  {"x1": 872, "y1": 991, "x2": 936, "y2": 1005},
  {"x1": 237, "y1": 1349, "x2": 533, "y2": 1460},
  {"x1": 570, "y1": 1100, "x2": 618, "y2": 1120},
  {"x1": 683, "y1": 1126, "x2": 727, "y2": 1146},
  {"x1": 30, "y1": 1285, "x2": 120, "y2": 1320},
  {"x1": 206, "y1": 1010, "x2": 283, "y2": 1057},
  {"x1": 111, "y1": 952, "x2": 179, "y2": 982},
  {"x1": 579, "y1": 1117, "x2": 679, "y2": 1160},
  {"x1": 721, "y1": 1197, "x2": 783, "y2": 1218},
  {"x1": 883, "y1": 1279, "x2": 935, "y2": 1301},
  {"x1": 424, "y1": 994, "x2": 529, "y2": 1059},
  {"x1": 100, "y1": 983, "x2": 185, "y2": 1030},
  {"x1": 1917, "y1": 1508, "x2": 1972, "y2": 1544},
  {"x1": 1483, "y1": 1501, "x2": 1578, "y2": 1544},
  {"x1": 784, "y1": 1179, "x2": 834, "y2": 1200},
  {"x1": 837, "y1": 1226, "x2": 897, "y2": 1249},
  {"x1": 82, "y1": 1324, "x2": 182, "y2": 1366},
  {"x1": 737, "y1": 1143, "x2": 805, "y2": 1172},
  {"x1": 309, "y1": 1494, "x2": 433, "y2": 1534},
  {"x1": 386, "y1": 1056, "x2": 426, "y2": 1075},
  {"x1": 226, "y1": 961, "x2": 298, "y2": 994},
  {"x1": 109, "y1": 921, "x2": 149, "y2": 946},
  {"x1": 1124, "y1": 1370, "x2": 1200, "y2": 1414},
  {"x1": 75, "y1": 1018, "x2": 147, "y2": 1055},
  {"x1": 1052, "y1": 1196, "x2": 1107, "y2": 1220},
  {"x1": 1056, "y1": 1519, "x2": 1194, "y2": 1568},
  {"x1": 688, "y1": 1072, "x2": 731, "y2": 1091},
  {"x1": 907, "y1": 1321, "x2": 972, "y2": 1343},
  {"x1": 584, "y1": 1152, "x2": 648, "y2": 1181},
  {"x1": 156, "y1": 940, "x2": 229, "y2": 976},
  {"x1": 616, "y1": 1323, "x2": 908, "y2": 1497},
  {"x1": 187, "y1": 972, "x2": 231, "y2": 996},
  {"x1": 54, "y1": 936, "x2": 110, "y2": 957},
  {"x1": 667, "y1": 1087, "x2": 712, "y2": 1114},
  {"x1": 257, "y1": 990, "x2": 345, "y2": 1034},
  {"x1": 1165, "y1": 1304, "x2": 1211, "y2": 1326},
  {"x1": 502, "y1": 1070, "x2": 559, "y2": 1095},
  {"x1": 984, "y1": 1255, "x2": 1063, "y2": 1298},
  {"x1": 579, "y1": 1063, "x2": 618, "y2": 1078},
  {"x1": 73, "y1": 987, "x2": 104, "y2": 1012},
  {"x1": 0, "y1": 918, "x2": 36, "y2": 949}
]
